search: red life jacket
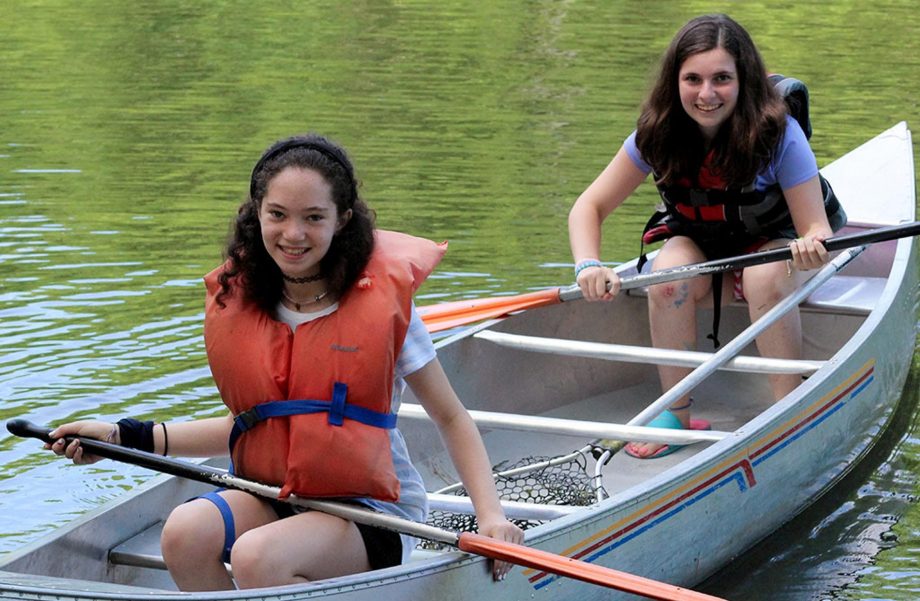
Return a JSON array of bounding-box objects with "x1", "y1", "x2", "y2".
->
[{"x1": 203, "y1": 230, "x2": 447, "y2": 501}]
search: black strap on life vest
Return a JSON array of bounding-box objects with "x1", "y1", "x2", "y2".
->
[{"x1": 709, "y1": 272, "x2": 723, "y2": 348}]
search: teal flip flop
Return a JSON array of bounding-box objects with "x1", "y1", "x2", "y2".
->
[{"x1": 624, "y1": 410, "x2": 712, "y2": 459}]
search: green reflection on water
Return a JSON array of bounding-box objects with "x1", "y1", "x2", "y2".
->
[{"x1": 0, "y1": 1, "x2": 918, "y2": 597}]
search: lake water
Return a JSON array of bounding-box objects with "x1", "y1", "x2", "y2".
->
[{"x1": 1, "y1": 1, "x2": 918, "y2": 599}]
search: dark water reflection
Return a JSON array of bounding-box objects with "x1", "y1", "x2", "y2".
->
[
  {"x1": 1, "y1": 2, "x2": 918, "y2": 599},
  {"x1": 699, "y1": 366, "x2": 920, "y2": 600}
]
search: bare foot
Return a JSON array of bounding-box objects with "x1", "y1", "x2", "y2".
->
[{"x1": 624, "y1": 406, "x2": 692, "y2": 459}]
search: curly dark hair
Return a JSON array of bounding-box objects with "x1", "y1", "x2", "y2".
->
[
  {"x1": 636, "y1": 14, "x2": 787, "y2": 187},
  {"x1": 216, "y1": 134, "x2": 376, "y2": 311}
]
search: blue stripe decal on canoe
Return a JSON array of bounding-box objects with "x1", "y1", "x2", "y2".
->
[
  {"x1": 528, "y1": 363, "x2": 875, "y2": 590},
  {"x1": 750, "y1": 368, "x2": 873, "y2": 466},
  {"x1": 578, "y1": 473, "x2": 748, "y2": 562},
  {"x1": 751, "y1": 374, "x2": 873, "y2": 467},
  {"x1": 530, "y1": 460, "x2": 758, "y2": 589}
]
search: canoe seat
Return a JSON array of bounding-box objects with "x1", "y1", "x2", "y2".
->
[
  {"x1": 799, "y1": 275, "x2": 887, "y2": 315},
  {"x1": 109, "y1": 522, "x2": 169, "y2": 571}
]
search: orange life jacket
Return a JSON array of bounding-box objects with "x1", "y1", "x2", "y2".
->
[{"x1": 203, "y1": 230, "x2": 446, "y2": 501}]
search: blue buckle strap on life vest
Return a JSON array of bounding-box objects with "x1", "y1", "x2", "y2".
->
[
  {"x1": 329, "y1": 381, "x2": 347, "y2": 426},
  {"x1": 228, "y1": 382, "x2": 398, "y2": 453}
]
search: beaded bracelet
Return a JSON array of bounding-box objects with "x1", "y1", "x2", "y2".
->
[{"x1": 574, "y1": 259, "x2": 603, "y2": 277}]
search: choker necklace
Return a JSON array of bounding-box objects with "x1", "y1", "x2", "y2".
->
[
  {"x1": 282, "y1": 272, "x2": 324, "y2": 284},
  {"x1": 281, "y1": 288, "x2": 328, "y2": 312}
]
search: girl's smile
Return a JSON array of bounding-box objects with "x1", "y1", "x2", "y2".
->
[
  {"x1": 258, "y1": 167, "x2": 351, "y2": 281},
  {"x1": 678, "y1": 47, "x2": 739, "y2": 140}
]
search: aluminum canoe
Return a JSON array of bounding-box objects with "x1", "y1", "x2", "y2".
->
[{"x1": 0, "y1": 122, "x2": 916, "y2": 601}]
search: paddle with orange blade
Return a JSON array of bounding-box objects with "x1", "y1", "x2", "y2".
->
[
  {"x1": 419, "y1": 221, "x2": 920, "y2": 333},
  {"x1": 418, "y1": 287, "x2": 562, "y2": 332},
  {"x1": 8, "y1": 419, "x2": 726, "y2": 601},
  {"x1": 458, "y1": 532, "x2": 724, "y2": 600}
]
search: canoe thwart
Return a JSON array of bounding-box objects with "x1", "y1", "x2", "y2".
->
[
  {"x1": 473, "y1": 330, "x2": 825, "y2": 375},
  {"x1": 109, "y1": 525, "x2": 169, "y2": 572},
  {"x1": 398, "y1": 403, "x2": 731, "y2": 444},
  {"x1": 428, "y1": 493, "x2": 581, "y2": 520}
]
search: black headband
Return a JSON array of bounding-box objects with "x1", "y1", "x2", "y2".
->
[{"x1": 248, "y1": 138, "x2": 356, "y2": 202}]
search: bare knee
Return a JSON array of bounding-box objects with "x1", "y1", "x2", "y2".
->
[
  {"x1": 743, "y1": 264, "x2": 796, "y2": 310},
  {"x1": 648, "y1": 279, "x2": 698, "y2": 310},
  {"x1": 231, "y1": 529, "x2": 283, "y2": 588},
  {"x1": 649, "y1": 282, "x2": 676, "y2": 299},
  {"x1": 161, "y1": 501, "x2": 226, "y2": 567}
]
